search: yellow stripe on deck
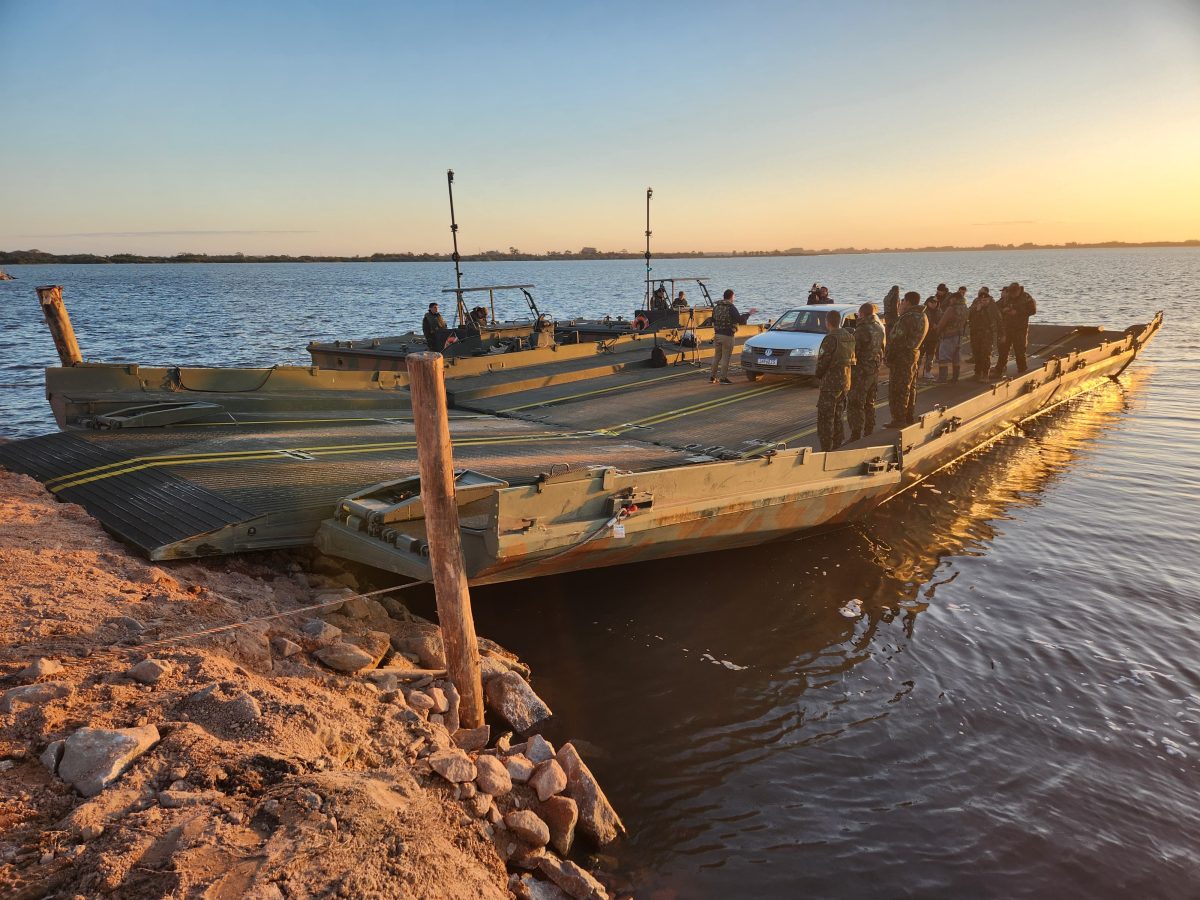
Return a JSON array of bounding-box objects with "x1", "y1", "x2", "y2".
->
[
  {"x1": 48, "y1": 431, "x2": 585, "y2": 493},
  {"x1": 497, "y1": 368, "x2": 700, "y2": 413}
]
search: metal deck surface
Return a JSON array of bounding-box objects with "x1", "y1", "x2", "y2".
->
[{"x1": 0, "y1": 416, "x2": 690, "y2": 557}]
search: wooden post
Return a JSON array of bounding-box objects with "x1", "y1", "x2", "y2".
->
[
  {"x1": 407, "y1": 351, "x2": 486, "y2": 729},
  {"x1": 36, "y1": 285, "x2": 83, "y2": 366}
]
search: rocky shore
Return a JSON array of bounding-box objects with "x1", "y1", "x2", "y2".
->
[{"x1": 0, "y1": 467, "x2": 623, "y2": 899}]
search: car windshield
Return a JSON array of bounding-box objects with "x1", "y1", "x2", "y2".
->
[{"x1": 770, "y1": 309, "x2": 827, "y2": 334}]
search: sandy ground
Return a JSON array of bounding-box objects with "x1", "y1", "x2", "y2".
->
[{"x1": 0, "y1": 468, "x2": 513, "y2": 898}]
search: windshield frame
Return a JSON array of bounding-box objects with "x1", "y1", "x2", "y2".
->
[{"x1": 769, "y1": 309, "x2": 828, "y2": 334}]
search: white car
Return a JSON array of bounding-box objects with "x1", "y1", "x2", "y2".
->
[{"x1": 740, "y1": 303, "x2": 862, "y2": 381}]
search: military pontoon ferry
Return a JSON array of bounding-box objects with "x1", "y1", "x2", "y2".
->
[{"x1": 0, "y1": 309, "x2": 1162, "y2": 584}]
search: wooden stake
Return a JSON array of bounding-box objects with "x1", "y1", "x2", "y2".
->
[
  {"x1": 35, "y1": 285, "x2": 83, "y2": 366},
  {"x1": 406, "y1": 351, "x2": 485, "y2": 729}
]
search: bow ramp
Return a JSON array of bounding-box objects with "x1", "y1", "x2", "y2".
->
[{"x1": 0, "y1": 415, "x2": 687, "y2": 559}]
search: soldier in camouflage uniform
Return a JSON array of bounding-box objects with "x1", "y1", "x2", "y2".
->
[
  {"x1": 814, "y1": 310, "x2": 856, "y2": 452},
  {"x1": 848, "y1": 302, "x2": 886, "y2": 441},
  {"x1": 885, "y1": 291, "x2": 929, "y2": 427},
  {"x1": 994, "y1": 282, "x2": 1038, "y2": 376},
  {"x1": 968, "y1": 287, "x2": 1002, "y2": 380}
]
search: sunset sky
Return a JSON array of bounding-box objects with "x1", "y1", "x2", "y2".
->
[{"x1": 2, "y1": 0, "x2": 1198, "y2": 255}]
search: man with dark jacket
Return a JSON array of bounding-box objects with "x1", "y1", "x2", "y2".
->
[
  {"x1": 968, "y1": 288, "x2": 1002, "y2": 380},
  {"x1": 848, "y1": 302, "x2": 886, "y2": 441},
  {"x1": 885, "y1": 291, "x2": 929, "y2": 427},
  {"x1": 422, "y1": 302, "x2": 447, "y2": 351},
  {"x1": 994, "y1": 282, "x2": 1038, "y2": 376},
  {"x1": 709, "y1": 289, "x2": 756, "y2": 384},
  {"x1": 814, "y1": 310, "x2": 856, "y2": 451}
]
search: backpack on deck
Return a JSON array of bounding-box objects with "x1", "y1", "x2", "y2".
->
[{"x1": 650, "y1": 345, "x2": 669, "y2": 368}]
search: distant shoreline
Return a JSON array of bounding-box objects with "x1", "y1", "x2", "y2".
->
[{"x1": 2, "y1": 240, "x2": 1197, "y2": 266}]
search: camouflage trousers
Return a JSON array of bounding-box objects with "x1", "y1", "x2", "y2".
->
[
  {"x1": 847, "y1": 369, "x2": 878, "y2": 440},
  {"x1": 817, "y1": 387, "x2": 847, "y2": 452},
  {"x1": 970, "y1": 334, "x2": 994, "y2": 379},
  {"x1": 887, "y1": 353, "x2": 920, "y2": 425}
]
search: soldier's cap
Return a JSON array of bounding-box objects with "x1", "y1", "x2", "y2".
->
[
  {"x1": 1009, "y1": 282, "x2": 1021, "y2": 290},
  {"x1": 937, "y1": 283, "x2": 948, "y2": 291},
  {"x1": 902, "y1": 290, "x2": 922, "y2": 304}
]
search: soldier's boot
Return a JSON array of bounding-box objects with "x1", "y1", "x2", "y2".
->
[
  {"x1": 952, "y1": 364, "x2": 960, "y2": 382},
  {"x1": 936, "y1": 365, "x2": 948, "y2": 383}
]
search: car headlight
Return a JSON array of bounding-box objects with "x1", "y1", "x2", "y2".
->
[{"x1": 789, "y1": 347, "x2": 816, "y2": 357}]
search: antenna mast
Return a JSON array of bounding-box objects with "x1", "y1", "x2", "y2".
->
[
  {"x1": 447, "y1": 169, "x2": 466, "y2": 325},
  {"x1": 644, "y1": 187, "x2": 653, "y2": 309}
]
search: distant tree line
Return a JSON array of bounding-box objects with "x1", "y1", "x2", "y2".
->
[{"x1": 1, "y1": 240, "x2": 1197, "y2": 266}]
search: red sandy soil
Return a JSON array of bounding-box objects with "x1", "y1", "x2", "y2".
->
[{"x1": 0, "y1": 468, "x2": 511, "y2": 898}]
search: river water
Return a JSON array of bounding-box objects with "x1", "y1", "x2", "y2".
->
[{"x1": 1, "y1": 251, "x2": 1197, "y2": 898}]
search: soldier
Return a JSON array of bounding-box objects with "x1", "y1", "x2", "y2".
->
[
  {"x1": 936, "y1": 286, "x2": 969, "y2": 382},
  {"x1": 885, "y1": 291, "x2": 929, "y2": 428},
  {"x1": 882, "y1": 285, "x2": 900, "y2": 334},
  {"x1": 994, "y1": 281, "x2": 1038, "y2": 376},
  {"x1": 814, "y1": 310, "x2": 856, "y2": 451},
  {"x1": 968, "y1": 287, "x2": 1002, "y2": 380},
  {"x1": 848, "y1": 302, "x2": 886, "y2": 441},
  {"x1": 919, "y1": 285, "x2": 947, "y2": 378},
  {"x1": 422, "y1": 302, "x2": 447, "y2": 351}
]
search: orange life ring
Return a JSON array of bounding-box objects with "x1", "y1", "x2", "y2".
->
[{"x1": 633, "y1": 314, "x2": 650, "y2": 331}]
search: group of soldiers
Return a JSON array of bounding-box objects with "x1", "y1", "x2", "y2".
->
[{"x1": 814, "y1": 282, "x2": 1038, "y2": 452}]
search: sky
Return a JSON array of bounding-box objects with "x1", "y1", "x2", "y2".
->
[{"x1": 1, "y1": 0, "x2": 1198, "y2": 255}]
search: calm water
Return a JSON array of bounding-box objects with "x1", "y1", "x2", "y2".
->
[{"x1": 2, "y1": 251, "x2": 1198, "y2": 898}]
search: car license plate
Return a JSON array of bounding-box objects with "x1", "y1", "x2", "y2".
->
[{"x1": 757, "y1": 357, "x2": 778, "y2": 366}]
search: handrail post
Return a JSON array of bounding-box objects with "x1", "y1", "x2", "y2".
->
[
  {"x1": 36, "y1": 285, "x2": 83, "y2": 366},
  {"x1": 407, "y1": 351, "x2": 485, "y2": 729}
]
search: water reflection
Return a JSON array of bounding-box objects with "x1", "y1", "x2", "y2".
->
[{"x1": 470, "y1": 371, "x2": 1184, "y2": 898}]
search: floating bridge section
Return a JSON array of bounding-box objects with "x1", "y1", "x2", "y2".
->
[{"x1": 0, "y1": 322, "x2": 1147, "y2": 564}]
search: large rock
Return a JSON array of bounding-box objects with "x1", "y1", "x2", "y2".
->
[
  {"x1": 127, "y1": 659, "x2": 171, "y2": 685},
  {"x1": 313, "y1": 642, "x2": 375, "y2": 674},
  {"x1": 484, "y1": 672, "x2": 552, "y2": 734},
  {"x1": 555, "y1": 743, "x2": 625, "y2": 845},
  {"x1": 406, "y1": 690, "x2": 436, "y2": 713},
  {"x1": 538, "y1": 856, "x2": 608, "y2": 900},
  {"x1": 391, "y1": 629, "x2": 446, "y2": 669},
  {"x1": 512, "y1": 873, "x2": 572, "y2": 900},
  {"x1": 474, "y1": 754, "x2": 512, "y2": 797},
  {"x1": 525, "y1": 734, "x2": 555, "y2": 764},
  {"x1": 453, "y1": 725, "x2": 490, "y2": 752},
  {"x1": 0, "y1": 681, "x2": 72, "y2": 713},
  {"x1": 505, "y1": 753, "x2": 535, "y2": 784},
  {"x1": 428, "y1": 748, "x2": 476, "y2": 783},
  {"x1": 18, "y1": 657, "x2": 63, "y2": 681},
  {"x1": 270, "y1": 636, "x2": 302, "y2": 658},
  {"x1": 343, "y1": 630, "x2": 392, "y2": 667},
  {"x1": 299, "y1": 619, "x2": 342, "y2": 650},
  {"x1": 504, "y1": 809, "x2": 550, "y2": 847},
  {"x1": 40, "y1": 739, "x2": 65, "y2": 774},
  {"x1": 529, "y1": 758, "x2": 568, "y2": 802},
  {"x1": 57, "y1": 725, "x2": 159, "y2": 797},
  {"x1": 425, "y1": 686, "x2": 449, "y2": 714},
  {"x1": 540, "y1": 795, "x2": 578, "y2": 856},
  {"x1": 442, "y1": 681, "x2": 461, "y2": 733},
  {"x1": 339, "y1": 595, "x2": 372, "y2": 619}
]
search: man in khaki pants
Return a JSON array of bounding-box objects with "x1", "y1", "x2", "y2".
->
[{"x1": 709, "y1": 289, "x2": 755, "y2": 384}]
